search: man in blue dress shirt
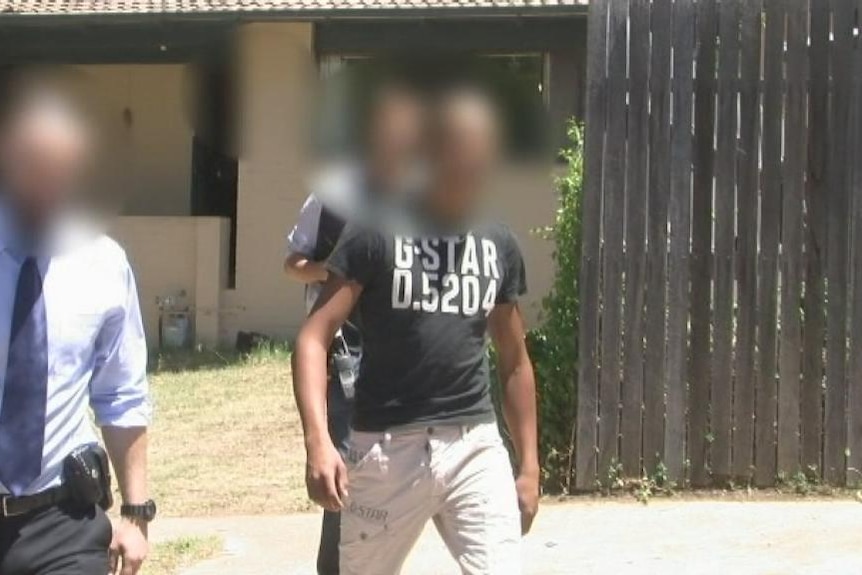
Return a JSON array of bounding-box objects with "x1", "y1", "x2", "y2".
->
[{"x1": 0, "y1": 82, "x2": 153, "y2": 574}]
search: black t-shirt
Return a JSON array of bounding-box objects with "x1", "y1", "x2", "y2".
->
[{"x1": 326, "y1": 220, "x2": 527, "y2": 431}]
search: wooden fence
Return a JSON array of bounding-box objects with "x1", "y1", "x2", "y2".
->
[{"x1": 576, "y1": 0, "x2": 862, "y2": 489}]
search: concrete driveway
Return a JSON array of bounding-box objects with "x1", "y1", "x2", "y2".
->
[{"x1": 152, "y1": 500, "x2": 862, "y2": 574}]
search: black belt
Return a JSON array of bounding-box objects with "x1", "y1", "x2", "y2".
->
[{"x1": 0, "y1": 485, "x2": 71, "y2": 518}]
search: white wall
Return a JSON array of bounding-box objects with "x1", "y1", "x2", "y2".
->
[{"x1": 77, "y1": 64, "x2": 194, "y2": 216}]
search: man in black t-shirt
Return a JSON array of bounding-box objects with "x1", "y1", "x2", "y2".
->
[
  {"x1": 294, "y1": 89, "x2": 539, "y2": 574},
  {"x1": 328, "y1": 222, "x2": 527, "y2": 432}
]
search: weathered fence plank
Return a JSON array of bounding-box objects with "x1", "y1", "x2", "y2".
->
[
  {"x1": 643, "y1": 0, "x2": 672, "y2": 474},
  {"x1": 688, "y1": 0, "x2": 717, "y2": 488},
  {"x1": 597, "y1": 0, "x2": 628, "y2": 480},
  {"x1": 848, "y1": 0, "x2": 862, "y2": 482},
  {"x1": 620, "y1": 0, "x2": 650, "y2": 477},
  {"x1": 575, "y1": 0, "x2": 608, "y2": 491},
  {"x1": 732, "y1": 0, "x2": 762, "y2": 481},
  {"x1": 824, "y1": 0, "x2": 855, "y2": 485},
  {"x1": 755, "y1": 0, "x2": 784, "y2": 487},
  {"x1": 663, "y1": 0, "x2": 695, "y2": 483},
  {"x1": 711, "y1": 0, "x2": 739, "y2": 482},
  {"x1": 577, "y1": 0, "x2": 861, "y2": 490},
  {"x1": 777, "y1": 0, "x2": 807, "y2": 477},
  {"x1": 801, "y1": 0, "x2": 829, "y2": 478}
]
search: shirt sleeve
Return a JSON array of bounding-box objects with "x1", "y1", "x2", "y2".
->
[
  {"x1": 496, "y1": 227, "x2": 528, "y2": 304},
  {"x1": 89, "y1": 257, "x2": 151, "y2": 428},
  {"x1": 286, "y1": 194, "x2": 323, "y2": 258},
  {"x1": 326, "y1": 225, "x2": 382, "y2": 287}
]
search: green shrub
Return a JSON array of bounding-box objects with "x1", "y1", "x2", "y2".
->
[
  {"x1": 531, "y1": 121, "x2": 583, "y2": 493},
  {"x1": 489, "y1": 121, "x2": 582, "y2": 493}
]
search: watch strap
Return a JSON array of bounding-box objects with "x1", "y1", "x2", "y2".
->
[{"x1": 120, "y1": 499, "x2": 156, "y2": 521}]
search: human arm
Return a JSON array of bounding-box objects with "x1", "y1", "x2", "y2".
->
[
  {"x1": 284, "y1": 194, "x2": 327, "y2": 283},
  {"x1": 489, "y1": 302, "x2": 539, "y2": 535},
  {"x1": 294, "y1": 276, "x2": 362, "y2": 511},
  {"x1": 294, "y1": 224, "x2": 380, "y2": 510},
  {"x1": 102, "y1": 427, "x2": 149, "y2": 575},
  {"x1": 284, "y1": 251, "x2": 329, "y2": 283},
  {"x1": 89, "y1": 256, "x2": 151, "y2": 575}
]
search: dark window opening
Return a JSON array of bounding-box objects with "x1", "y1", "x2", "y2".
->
[{"x1": 189, "y1": 57, "x2": 238, "y2": 288}]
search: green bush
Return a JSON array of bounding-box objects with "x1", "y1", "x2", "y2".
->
[
  {"x1": 489, "y1": 121, "x2": 583, "y2": 493},
  {"x1": 530, "y1": 121, "x2": 583, "y2": 493}
]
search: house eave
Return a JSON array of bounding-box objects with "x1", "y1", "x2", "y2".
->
[{"x1": 0, "y1": 5, "x2": 588, "y2": 26}]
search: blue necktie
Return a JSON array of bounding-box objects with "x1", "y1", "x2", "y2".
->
[{"x1": 0, "y1": 257, "x2": 48, "y2": 496}]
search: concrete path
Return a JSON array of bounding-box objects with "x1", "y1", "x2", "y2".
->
[{"x1": 152, "y1": 500, "x2": 862, "y2": 574}]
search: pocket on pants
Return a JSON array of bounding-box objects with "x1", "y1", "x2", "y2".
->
[
  {"x1": 340, "y1": 468, "x2": 394, "y2": 552},
  {"x1": 464, "y1": 423, "x2": 506, "y2": 450},
  {"x1": 340, "y1": 498, "x2": 392, "y2": 546},
  {"x1": 340, "y1": 433, "x2": 394, "y2": 548},
  {"x1": 76, "y1": 547, "x2": 111, "y2": 574},
  {"x1": 95, "y1": 507, "x2": 114, "y2": 547},
  {"x1": 343, "y1": 432, "x2": 386, "y2": 472},
  {"x1": 73, "y1": 506, "x2": 113, "y2": 573}
]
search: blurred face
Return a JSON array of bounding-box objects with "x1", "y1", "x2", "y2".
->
[
  {"x1": 367, "y1": 89, "x2": 425, "y2": 188},
  {"x1": 0, "y1": 98, "x2": 91, "y2": 226},
  {"x1": 429, "y1": 91, "x2": 500, "y2": 219}
]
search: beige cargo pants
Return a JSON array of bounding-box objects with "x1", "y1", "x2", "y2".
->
[{"x1": 339, "y1": 422, "x2": 522, "y2": 575}]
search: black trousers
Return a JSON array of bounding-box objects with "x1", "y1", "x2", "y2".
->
[
  {"x1": 317, "y1": 375, "x2": 353, "y2": 575},
  {"x1": 0, "y1": 501, "x2": 111, "y2": 575}
]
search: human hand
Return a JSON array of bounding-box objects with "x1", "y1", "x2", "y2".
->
[
  {"x1": 306, "y1": 439, "x2": 348, "y2": 511},
  {"x1": 515, "y1": 471, "x2": 540, "y2": 535},
  {"x1": 109, "y1": 516, "x2": 149, "y2": 575}
]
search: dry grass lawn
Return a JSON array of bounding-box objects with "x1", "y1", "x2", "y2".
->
[
  {"x1": 145, "y1": 535, "x2": 222, "y2": 575},
  {"x1": 148, "y1": 348, "x2": 313, "y2": 517}
]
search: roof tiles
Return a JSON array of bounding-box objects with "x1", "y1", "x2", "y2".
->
[{"x1": 1, "y1": 0, "x2": 586, "y2": 16}]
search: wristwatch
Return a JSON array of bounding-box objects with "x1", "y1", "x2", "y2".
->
[{"x1": 120, "y1": 499, "x2": 157, "y2": 522}]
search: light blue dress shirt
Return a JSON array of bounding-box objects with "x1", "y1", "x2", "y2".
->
[{"x1": 0, "y1": 207, "x2": 151, "y2": 496}]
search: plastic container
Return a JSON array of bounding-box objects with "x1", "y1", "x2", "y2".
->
[{"x1": 161, "y1": 313, "x2": 190, "y2": 349}]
